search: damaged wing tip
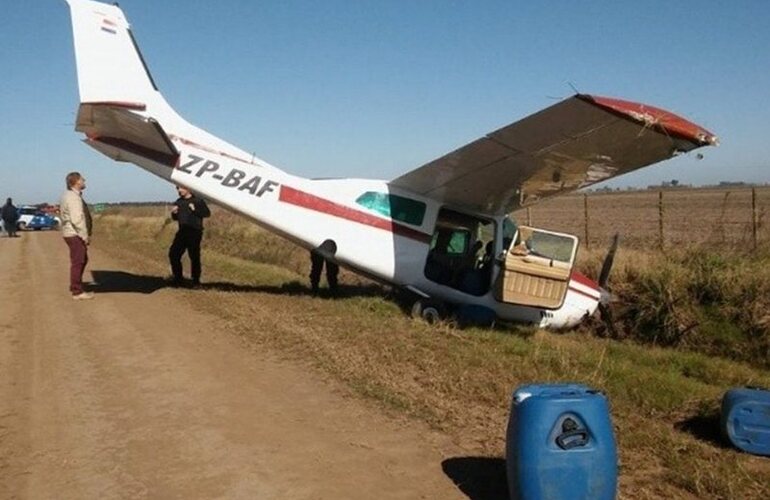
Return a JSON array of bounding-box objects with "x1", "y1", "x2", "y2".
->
[{"x1": 699, "y1": 132, "x2": 719, "y2": 147}]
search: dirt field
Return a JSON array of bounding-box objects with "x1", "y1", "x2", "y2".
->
[
  {"x1": 3, "y1": 212, "x2": 769, "y2": 499},
  {"x1": 0, "y1": 231, "x2": 466, "y2": 499},
  {"x1": 511, "y1": 186, "x2": 770, "y2": 249}
]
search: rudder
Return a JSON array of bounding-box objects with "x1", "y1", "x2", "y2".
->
[{"x1": 66, "y1": 0, "x2": 161, "y2": 110}]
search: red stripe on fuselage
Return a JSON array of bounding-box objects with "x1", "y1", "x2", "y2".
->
[
  {"x1": 568, "y1": 286, "x2": 600, "y2": 302},
  {"x1": 568, "y1": 271, "x2": 601, "y2": 301},
  {"x1": 82, "y1": 100, "x2": 146, "y2": 111},
  {"x1": 168, "y1": 134, "x2": 253, "y2": 165},
  {"x1": 278, "y1": 186, "x2": 432, "y2": 243},
  {"x1": 570, "y1": 270, "x2": 600, "y2": 290}
]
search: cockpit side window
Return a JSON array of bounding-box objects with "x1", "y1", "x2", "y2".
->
[{"x1": 355, "y1": 192, "x2": 426, "y2": 226}]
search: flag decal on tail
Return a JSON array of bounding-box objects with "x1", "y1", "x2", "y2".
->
[{"x1": 100, "y1": 18, "x2": 117, "y2": 34}]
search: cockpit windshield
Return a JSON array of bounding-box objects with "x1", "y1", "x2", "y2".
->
[{"x1": 502, "y1": 216, "x2": 518, "y2": 248}]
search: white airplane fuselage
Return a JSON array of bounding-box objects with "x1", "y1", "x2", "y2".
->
[{"x1": 89, "y1": 130, "x2": 600, "y2": 329}]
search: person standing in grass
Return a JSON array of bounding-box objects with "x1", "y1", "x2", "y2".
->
[
  {"x1": 169, "y1": 185, "x2": 210, "y2": 287},
  {"x1": 1, "y1": 198, "x2": 19, "y2": 237},
  {"x1": 309, "y1": 240, "x2": 339, "y2": 294},
  {"x1": 60, "y1": 172, "x2": 93, "y2": 300}
]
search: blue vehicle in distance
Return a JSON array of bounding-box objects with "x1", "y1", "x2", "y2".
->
[{"x1": 11, "y1": 206, "x2": 60, "y2": 231}]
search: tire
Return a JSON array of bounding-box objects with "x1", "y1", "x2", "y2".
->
[
  {"x1": 421, "y1": 304, "x2": 443, "y2": 324},
  {"x1": 411, "y1": 299, "x2": 446, "y2": 324},
  {"x1": 410, "y1": 300, "x2": 424, "y2": 319},
  {"x1": 17, "y1": 222, "x2": 26, "y2": 231}
]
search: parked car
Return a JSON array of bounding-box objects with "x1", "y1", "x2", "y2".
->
[{"x1": 16, "y1": 206, "x2": 60, "y2": 231}]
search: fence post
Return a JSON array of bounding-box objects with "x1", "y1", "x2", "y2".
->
[
  {"x1": 583, "y1": 193, "x2": 590, "y2": 249},
  {"x1": 752, "y1": 187, "x2": 758, "y2": 251},
  {"x1": 658, "y1": 190, "x2": 664, "y2": 251},
  {"x1": 718, "y1": 191, "x2": 731, "y2": 245},
  {"x1": 526, "y1": 207, "x2": 532, "y2": 226}
]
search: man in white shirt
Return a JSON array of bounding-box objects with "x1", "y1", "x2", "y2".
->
[{"x1": 60, "y1": 172, "x2": 93, "y2": 300}]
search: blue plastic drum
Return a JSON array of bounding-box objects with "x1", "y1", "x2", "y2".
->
[
  {"x1": 506, "y1": 384, "x2": 617, "y2": 500},
  {"x1": 721, "y1": 386, "x2": 770, "y2": 456}
]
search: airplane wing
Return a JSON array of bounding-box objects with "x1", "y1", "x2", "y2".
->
[{"x1": 389, "y1": 94, "x2": 718, "y2": 215}]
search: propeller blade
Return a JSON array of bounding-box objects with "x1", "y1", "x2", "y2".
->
[
  {"x1": 598, "y1": 233, "x2": 620, "y2": 289},
  {"x1": 598, "y1": 302, "x2": 618, "y2": 338}
]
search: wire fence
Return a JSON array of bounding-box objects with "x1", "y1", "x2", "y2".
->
[
  {"x1": 511, "y1": 187, "x2": 770, "y2": 251},
  {"x1": 101, "y1": 187, "x2": 769, "y2": 252}
]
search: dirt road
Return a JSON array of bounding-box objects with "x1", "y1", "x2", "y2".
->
[{"x1": 0, "y1": 232, "x2": 464, "y2": 499}]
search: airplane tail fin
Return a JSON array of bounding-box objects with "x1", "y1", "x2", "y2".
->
[
  {"x1": 67, "y1": 0, "x2": 165, "y2": 114},
  {"x1": 66, "y1": 0, "x2": 252, "y2": 166}
]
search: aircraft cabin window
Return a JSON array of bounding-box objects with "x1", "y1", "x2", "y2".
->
[
  {"x1": 519, "y1": 230, "x2": 574, "y2": 264},
  {"x1": 503, "y1": 217, "x2": 518, "y2": 245},
  {"x1": 447, "y1": 231, "x2": 468, "y2": 254},
  {"x1": 355, "y1": 192, "x2": 426, "y2": 226},
  {"x1": 430, "y1": 229, "x2": 469, "y2": 255}
]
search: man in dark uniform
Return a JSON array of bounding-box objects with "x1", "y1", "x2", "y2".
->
[
  {"x1": 309, "y1": 240, "x2": 338, "y2": 294},
  {"x1": 169, "y1": 186, "x2": 210, "y2": 287},
  {"x1": 1, "y1": 198, "x2": 18, "y2": 237}
]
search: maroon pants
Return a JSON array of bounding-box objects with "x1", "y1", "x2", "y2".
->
[{"x1": 64, "y1": 236, "x2": 88, "y2": 295}]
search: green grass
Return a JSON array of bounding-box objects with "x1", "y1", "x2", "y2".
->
[
  {"x1": 94, "y1": 210, "x2": 770, "y2": 499},
  {"x1": 577, "y1": 246, "x2": 770, "y2": 367}
]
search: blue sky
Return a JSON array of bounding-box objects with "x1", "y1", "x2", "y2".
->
[{"x1": 1, "y1": 0, "x2": 768, "y2": 203}]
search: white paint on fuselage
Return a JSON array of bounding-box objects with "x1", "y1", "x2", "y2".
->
[{"x1": 100, "y1": 136, "x2": 599, "y2": 329}]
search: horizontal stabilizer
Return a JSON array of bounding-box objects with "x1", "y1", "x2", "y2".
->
[{"x1": 76, "y1": 103, "x2": 178, "y2": 166}]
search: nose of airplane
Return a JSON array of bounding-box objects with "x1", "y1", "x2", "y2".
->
[
  {"x1": 599, "y1": 287, "x2": 612, "y2": 306},
  {"x1": 596, "y1": 233, "x2": 620, "y2": 335}
]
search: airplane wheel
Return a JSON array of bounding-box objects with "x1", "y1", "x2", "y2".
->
[
  {"x1": 412, "y1": 300, "x2": 446, "y2": 324},
  {"x1": 421, "y1": 305, "x2": 443, "y2": 324},
  {"x1": 410, "y1": 300, "x2": 424, "y2": 319}
]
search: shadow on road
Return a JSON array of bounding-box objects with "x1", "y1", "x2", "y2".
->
[
  {"x1": 89, "y1": 269, "x2": 385, "y2": 299},
  {"x1": 441, "y1": 456, "x2": 508, "y2": 500},
  {"x1": 198, "y1": 280, "x2": 385, "y2": 298},
  {"x1": 90, "y1": 270, "x2": 168, "y2": 294}
]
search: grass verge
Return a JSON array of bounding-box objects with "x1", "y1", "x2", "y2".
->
[{"x1": 94, "y1": 211, "x2": 770, "y2": 499}]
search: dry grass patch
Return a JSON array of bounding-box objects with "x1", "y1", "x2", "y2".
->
[{"x1": 93, "y1": 210, "x2": 770, "y2": 499}]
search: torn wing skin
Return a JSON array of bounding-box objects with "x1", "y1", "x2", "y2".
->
[{"x1": 389, "y1": 94, "x2": 718, "y2": 215}]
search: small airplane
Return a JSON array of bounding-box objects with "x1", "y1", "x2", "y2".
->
[{"x1": 65, "y1": 0, "x2": 718, "y2": 328}]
